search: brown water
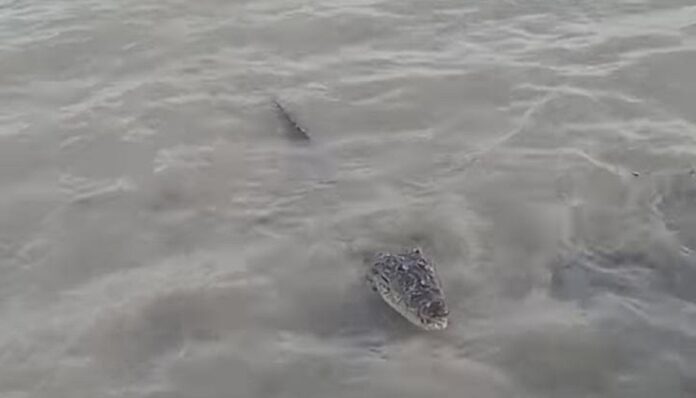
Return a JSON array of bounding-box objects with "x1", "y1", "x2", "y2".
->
[{"x1": 2, "y1": 0, "x2": 696, "y2": 397}]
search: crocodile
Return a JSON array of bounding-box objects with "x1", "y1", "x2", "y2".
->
[
  {"x1": 366, "y1": 248, "x2": 449, "y2": 331},
  {"x1": 272, "y1": 99, "x2": 449, "y2": 331}
]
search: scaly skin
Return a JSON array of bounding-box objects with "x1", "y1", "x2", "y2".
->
[{"x1": 366, "y1": 248, "x2": 449, "y2": 330}]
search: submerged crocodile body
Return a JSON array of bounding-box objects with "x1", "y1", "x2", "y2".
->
[
  {"x1": 366, "y1": 248, "x2": 449, "y2": 331},
  {"x1": 271, "y1": 100, "x2": 449, "y2": 331}
]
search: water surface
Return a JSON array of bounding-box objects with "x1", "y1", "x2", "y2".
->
[{"x1": 2, "y1": 0, "x2": 696, "y2": 397}]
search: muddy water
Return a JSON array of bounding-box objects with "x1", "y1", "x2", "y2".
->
[{"x1": 2, "y1": 0, "x2": 696, "y2": 397}]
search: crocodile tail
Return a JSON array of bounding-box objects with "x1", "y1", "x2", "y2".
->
[{"x1": 272, "y1": 98, "x2": 310, "y2": 141}]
